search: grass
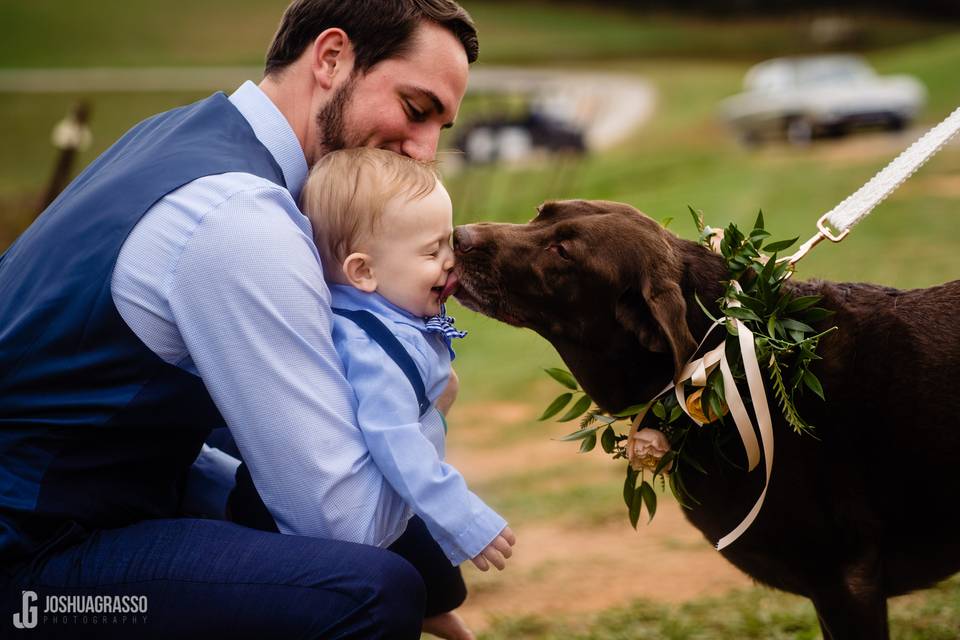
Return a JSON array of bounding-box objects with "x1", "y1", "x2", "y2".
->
[
  {"x1": 478, "y1": 576, "x2": 960, "y2": 639},
  {"x1": 1, "y1": 2, "x2": 954, "y2": 68},
  {"x1": 4, "y1": 5, "x2": 960, "y2": 636}
]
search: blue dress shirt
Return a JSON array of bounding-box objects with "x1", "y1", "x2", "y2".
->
[
  {"x1": 329, "y1": 285, "x2": 506, "y2": 562},
  {"x1": 111, "y1": 81, "x2": 504, "y2": 563}
]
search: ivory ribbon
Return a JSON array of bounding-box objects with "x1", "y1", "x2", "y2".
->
[{"x1": 626, "y1": 283, "x2": 773, "y2": 550}]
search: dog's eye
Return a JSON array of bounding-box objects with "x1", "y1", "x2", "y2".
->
[{"x1": 549, "y1": 243, "x2": 572, "y2": 261}]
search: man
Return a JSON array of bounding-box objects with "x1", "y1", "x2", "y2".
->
[{"x1": 0, "y1": 1, "x2": 511, "y2": 638}]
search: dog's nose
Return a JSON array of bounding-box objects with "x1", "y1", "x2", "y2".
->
[{"x1": 453, "y1": 225, "x2": 476, "y2": 254}]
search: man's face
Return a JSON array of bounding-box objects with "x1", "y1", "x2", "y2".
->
[{"x1": 316, "y1": 20, "x2": 470, "y2": 162}]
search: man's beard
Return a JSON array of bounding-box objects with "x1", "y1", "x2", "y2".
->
[{"x1": 315, "y1": 73, "x2": 359, "y2": 158}]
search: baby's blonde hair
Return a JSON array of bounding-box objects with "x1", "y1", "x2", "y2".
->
[{"x1": 300, "y1": 148, "x2": 439, "y2": 274}]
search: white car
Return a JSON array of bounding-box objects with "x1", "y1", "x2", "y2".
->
[{"x1": 719, "y1": 55, "x2": 926, "y2": 145}]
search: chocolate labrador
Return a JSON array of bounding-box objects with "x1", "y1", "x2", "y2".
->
[{"x1": 450, "y1": 199, "x2": 960, "y2": 639}]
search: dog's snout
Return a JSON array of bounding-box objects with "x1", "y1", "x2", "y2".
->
[{"x1": 453, "y1": 225, "x2": 476, "y2": 254}]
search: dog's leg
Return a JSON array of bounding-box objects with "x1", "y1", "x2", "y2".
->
[{"x1": 810, "y1": 547, "x2": 889, "y2": 640}]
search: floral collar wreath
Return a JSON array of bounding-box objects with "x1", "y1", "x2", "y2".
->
[{"x1": 539, "y1": 208, "x2": 837, "y2": 549}]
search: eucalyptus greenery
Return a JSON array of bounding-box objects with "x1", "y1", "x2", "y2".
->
[{"x1": 539, "y1": 208, "x2": 837, "y2": 530}]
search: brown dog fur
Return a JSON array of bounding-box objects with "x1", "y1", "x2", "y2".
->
[{"x1": 452, "y1": 199, "x2": 960, "y2": 639}]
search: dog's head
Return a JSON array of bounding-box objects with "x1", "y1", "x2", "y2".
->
[{"x1": 453, "y1": 199, "x2": 722, "y2": 410}]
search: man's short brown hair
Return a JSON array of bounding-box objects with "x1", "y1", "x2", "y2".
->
[
  {"x1": 265, "y1": 0, "x2": 478, "y2": 77},
  {"x1": 300, "y1": 147, "x2": 439, "y2": 274}
]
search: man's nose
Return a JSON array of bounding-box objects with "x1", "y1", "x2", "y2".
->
[{"x1": 401, "y1": 127, "x2": 442, "y2": 162}]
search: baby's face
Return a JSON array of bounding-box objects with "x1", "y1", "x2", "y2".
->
[{"x1": 368, "y1": 181, "x2": 456, "y2": 317}]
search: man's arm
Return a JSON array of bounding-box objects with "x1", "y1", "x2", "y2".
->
[{"x1": 164, "y1": 185, "x2": 399, "y2": 542}]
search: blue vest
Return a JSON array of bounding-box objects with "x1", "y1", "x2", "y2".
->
[{"x1": 0, "y1": 93, "x2": 286, "y2": 564}]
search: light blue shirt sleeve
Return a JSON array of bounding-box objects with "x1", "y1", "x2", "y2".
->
[
  {"x1": 337, "y1": 330, "x2": 507, "y2": 565},
  {"x1": 162, "y1": 185, "x2": 399, "y2": 542}
]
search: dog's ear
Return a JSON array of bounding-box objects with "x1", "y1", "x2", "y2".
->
[{"x1": 615, "y1": 241, "x2": 697, "y2": 380}]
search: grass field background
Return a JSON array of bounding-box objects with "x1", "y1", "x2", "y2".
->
[{"x1": 3, "y1": 3, "x2": 960, "y2": 637}]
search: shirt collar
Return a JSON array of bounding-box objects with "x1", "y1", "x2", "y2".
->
[
  {"x1": 329, "y1": 284, "x2": 429, "y2": 332},
  {"x1": 229, "y1": 80, "x2": 309, "y2": 202}
]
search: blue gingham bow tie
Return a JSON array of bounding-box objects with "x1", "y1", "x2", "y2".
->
[{"x1": 425, "y1": 304, "x2": 467, "y2": 340}]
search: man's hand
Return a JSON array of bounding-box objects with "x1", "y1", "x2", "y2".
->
[
  {"x1": 470, "y1": 526, "x2": 516, "y2": 571},
  {"x1": 436, "y1": 368, "x2": 459, "y2": 416}
]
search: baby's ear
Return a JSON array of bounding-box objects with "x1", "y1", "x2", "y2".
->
[{"x1": 341, "y1": 253, "x2": 377, "y2": 293}]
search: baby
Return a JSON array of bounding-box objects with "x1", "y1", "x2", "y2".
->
[{"x1": 300, "y1": 147, "x2": 515, "y2": 574}]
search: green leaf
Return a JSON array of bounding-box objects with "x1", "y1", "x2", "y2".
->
[
  {"x1": 557, "y1": 424, "x2": 600, "y2": 441},
  {"x1": 623, "y1": 467, "x2": 638, "y2": 508},
  {"x1": 753, "y1": 210, "x2": 765, "y2": 232},
  {"x1": 763, "y1": 237, "x2": 799, "y2": 253},
  {"x1": 708, "y1": 391, "x2": 726, "y2": 425},
  {"x1": 668, "y1": 405, "x2": 683, "y2": 423},
  {"x1": 653, "y1": 450, "x2": 675, "y2": 476},
  {"x1": 801, "y1": 307, "x2": 835, "y2": 323},
  {"x1": 579, "y1": 433, "x2": 597, "y2": 453},
  {"x1": 629, "y1": 486, "x2": 644, "y2": 528},
  {"x1": 684, "y1": 453, "x2": 708, "y2": 475},
  {"x1": 539, "y1": 393, "x2": 573, "y2": 421},
  {"x1": 600, "y1": 426, "x2": 616, "y2": 454},
  {"x1": 781, "y1": 318, "x2": 815, "y2": 333},
  {"x1": 612, "y1": 402, "x2": 650, "y2": 418},
  {"x1": 785, "y1": 295, "x2": 823, "y2": 313},
  {"x1": 724, "y1": 306, "x2": 762, "y2": 323},
  {"x1": 640, "y1": 481, "x2": 658, "y2": 523},
  {"x1": 660, "y1": 216, "x2": 674, "y2": 228},
  {"x1": 558, "y1": 394, "x2": 593, "y2": 422},
  {"x1": 688, "y1": 205, "x2": 705, "y2": 233},
  {"x1": 668, "y1": 472, "x2": 692, "y2": 510},
  {"x1": 652, "y1": 402, "x2": 666, "y2": 420},
  {"x1": 693, "y1": 292, "x2": 718, "y2": 323},
  {"x1": 803, "y1": 370, "x2": 825, "y2": 400},
  {"x1": 544, "y1": 368, "x2": 578, "y2": 390},
  {"x1": 673, "y1": 468, "x2": 701, "y2": 506}
]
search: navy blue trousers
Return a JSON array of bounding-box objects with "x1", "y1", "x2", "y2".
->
[
  {"x1": 1, "y1": 517, "x2": 430, "y2": 639},
  {"x1": 0, "y1": 436, "x2": 468, "y2": 638}
]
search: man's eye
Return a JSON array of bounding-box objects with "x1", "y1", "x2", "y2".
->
[{"x1": 406, "y1": 101, "x2": 427, "y2": 122}]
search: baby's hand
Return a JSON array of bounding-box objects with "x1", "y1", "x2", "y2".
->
[{"x1": 470, "y1": 526, "x2": 516, "y2": 571}]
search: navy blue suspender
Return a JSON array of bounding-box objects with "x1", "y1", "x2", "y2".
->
[{"x1": 331, "y1": 308, "x2": 431, "y2": 418}]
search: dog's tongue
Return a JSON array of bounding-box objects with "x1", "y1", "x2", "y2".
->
[{"x1": 439, "y1": 272, "x2": 460, "y2": 303}]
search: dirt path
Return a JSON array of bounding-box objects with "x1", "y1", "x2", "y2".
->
[{"x1": 445, "y1": 402, "x2": 753, "y2": 631}]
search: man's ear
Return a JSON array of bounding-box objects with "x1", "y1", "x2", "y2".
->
[
  {"x1": 342, "y1": 252, "x2": 377, "y2": 293},
  {"x1": 615, "y1": 274, "x2": 697, "y2": 382},
  {"x1": 310, "y1": 28, "x2": 354, "y2": 89}
]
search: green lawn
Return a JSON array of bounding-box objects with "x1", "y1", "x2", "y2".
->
[
  {"x1": 1, "y1": 2, "x2": 952, "y2": 68},
  {"x1": 478, "y1": 576, "x2": 960, "y2": 640},
  {"x1": 4, "y1": 6, "x2": 960, "y2": 637}
]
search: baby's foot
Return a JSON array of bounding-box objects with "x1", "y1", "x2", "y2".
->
[{"x1": 422, "y1": 610, "x2": 475, "y2": 640}]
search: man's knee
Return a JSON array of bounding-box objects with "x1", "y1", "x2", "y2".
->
[{"x1": 359, "y1": 550, "x2": 426, "y2": 638}]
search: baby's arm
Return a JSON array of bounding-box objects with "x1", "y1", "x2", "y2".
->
[
  {"x1": 340, "y1": 335, "x2": 510, "y2": 566},
  {"x1": 435, "y1": 368, "x2": 459, "y2": 416}
]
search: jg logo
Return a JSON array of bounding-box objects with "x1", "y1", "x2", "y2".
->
[{"x1": 13, "y1": 590, "x2": 38, "y2": 629}]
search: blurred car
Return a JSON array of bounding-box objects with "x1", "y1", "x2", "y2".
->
[
  {"x1": 452, "y1": 110, "x2": 586, "y2": 164},
  {"x1": 719, "y1": 54, "x2": 926, "y2": 145}
]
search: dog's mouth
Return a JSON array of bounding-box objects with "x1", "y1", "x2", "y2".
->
[
  {"x1": 436, "y1": 272, "x2": 460, "y2": 304},
  {"x1": 453, "y1": 265, "x2": 525, "y2": 327}
]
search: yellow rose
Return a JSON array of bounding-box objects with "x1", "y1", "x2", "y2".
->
[{"x1": 685, "y1": 388, "x2": 728, "y2": 424}]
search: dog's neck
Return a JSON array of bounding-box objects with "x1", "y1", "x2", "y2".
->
[
  {"x1": 549, "y1": 239, "x2": 731, "y2": 413},
  {"x1": 678, "y1": 240, "x2": 730, "y2": 343}
]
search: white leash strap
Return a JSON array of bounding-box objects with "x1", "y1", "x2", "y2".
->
[{"x1": 788, "y1": 105, "x2": 960, "y2": 264}]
